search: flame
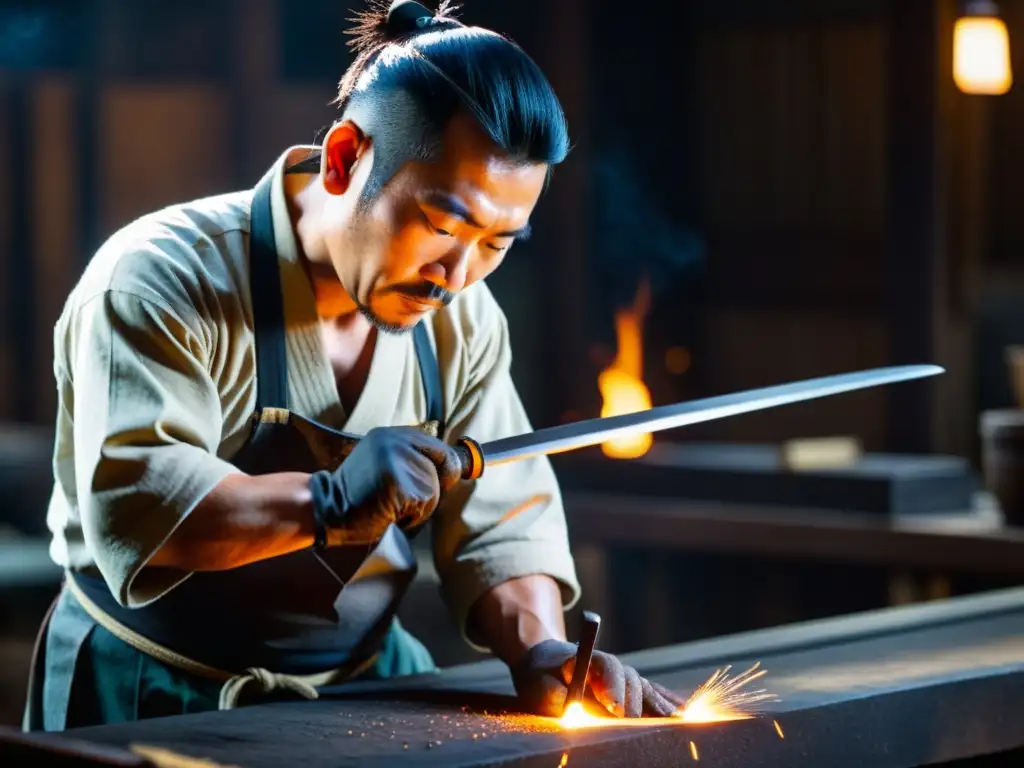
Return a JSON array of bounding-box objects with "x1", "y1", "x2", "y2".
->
[
  {"x1": 557, "y1": 662, "x2": 776, "y2": 730},
  {"x1": 599, "y1": 278, "x2": 654, "y2": 459}
]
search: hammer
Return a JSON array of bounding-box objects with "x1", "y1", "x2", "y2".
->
[{"x1": 563, "y1": 610, "x2": 602, "y2": 715}]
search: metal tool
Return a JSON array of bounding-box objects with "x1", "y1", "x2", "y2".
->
[
  {"x1": 564, "y1": 610, "x2": 602, "y2": 714},
  {"x1": 451, "y1": 363, "x2": 943, "y2": 480}
]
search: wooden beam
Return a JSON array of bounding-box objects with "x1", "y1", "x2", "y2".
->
[
  {"x1": 538, "y1": 0, "x2": 591, "y2": 425},
  {"x1": 883, "y1": 0, "x2": 954, "y2": 453},
  {"x1": 6, "y1": 79, "x2": 33, "y2": 422}
]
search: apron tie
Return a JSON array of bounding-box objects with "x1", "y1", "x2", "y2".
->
[
  {"x1": 218, "y1": 667, "x2": 320, "y2": 710},
  {"x1": 64, "y1": 573, "x2": 375, "y2": 710}
]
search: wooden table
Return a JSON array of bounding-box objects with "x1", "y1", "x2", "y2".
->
[{"x1": 19, "y1": 585, "x2": 1024, "y2": 767}]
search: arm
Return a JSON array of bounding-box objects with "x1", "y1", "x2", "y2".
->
[
  {"x1": 146, "y1": 472, "x2": 315, "y2": 571},
  {"x1": 429, "y1": 293, "x2": 581, "y2": 656},
  {"x1": 430, "y1": 293, "x2": 682, "y2": 719},
  {"x1": 70, "y1": 289, "x2": 314, "y2": 605},
  {"x1": 467, "y1": 574, "x2": 567, "y2": 667}
]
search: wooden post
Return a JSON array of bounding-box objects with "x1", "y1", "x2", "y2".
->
[
  {"x1": 3, "y1": 80, "x2": 30, "y2": 422},
  {"x1": 532, "y1": 0, "x2": 591, "y2": 427},
  {"x1": 229, "y1": 0, "x2": 279, "y2": 186},
  {"x1": 884, "y1": 0, "x2": 956, "y2": 454}
]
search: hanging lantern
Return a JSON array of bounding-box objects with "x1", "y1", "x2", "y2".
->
[{"x1": 954, "y1": 0, "x2": 1013, "y2": 95}]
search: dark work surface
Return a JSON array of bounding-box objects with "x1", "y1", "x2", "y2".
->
[
  {"x1": 58, "y1": 587, "x2": 1024, "y2": 767},
  {"x1": 551, "y1": 443, "x2": 976, "y2": 516}
]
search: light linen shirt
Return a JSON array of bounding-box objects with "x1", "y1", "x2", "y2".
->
[{"x1": 46, "y1": 146, "x2": 581, "y2": 649}]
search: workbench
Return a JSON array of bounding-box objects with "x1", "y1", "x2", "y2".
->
[{"x1": 24, "y1": 585, "x2": 1024, "y2": 767}]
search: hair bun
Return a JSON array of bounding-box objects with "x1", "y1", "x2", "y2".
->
[{"x1": 386, "y1": 1, "x2": 436, "y2": 36}]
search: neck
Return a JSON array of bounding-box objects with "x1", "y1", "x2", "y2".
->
[{"x1": 285, "y1": 171, "x2": 360, "y2": 323}]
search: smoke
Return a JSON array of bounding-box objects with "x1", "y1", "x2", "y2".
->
[{"x1": 590, "y1": 145, "x2": 705, "y2": 310}]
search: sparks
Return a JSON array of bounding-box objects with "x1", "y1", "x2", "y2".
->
[
  {"x1": 679, "y1": 662, "x2": 778, "y2": 723},
  {"x1": 558, "y1": 753, "x2": 569, "y2": 767},
  {"x1": 774, "y1": 720, "x2": 785, "y2": 739},
  {"x1": 690, "y1": 740, "x2": 699, "y2": 761},
  {"x1": 556, "y1": 662, "x2": 777, "y2": 730}
]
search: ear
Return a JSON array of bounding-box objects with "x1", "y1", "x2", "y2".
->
[{"x1": 321, "y1": 120, "x2": 369, "y2": 196}]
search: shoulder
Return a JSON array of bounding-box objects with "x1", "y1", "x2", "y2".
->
[{"x1": 63, "y1": 191, "x2": 254, "y2": 335}]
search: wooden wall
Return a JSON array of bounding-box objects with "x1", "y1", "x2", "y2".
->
[
  {"x1": 3, "y1": 0, "x2": 1024, "y2": 461},
  {"x1": 0, "y1": 78, "x2": 337, "y2": 426},
  {"x1": 686, "y1": 9, "x2": 892, "y2": 449},
  {"x1": 0, "y1": 0, "x2": 578, "y2": 431}
]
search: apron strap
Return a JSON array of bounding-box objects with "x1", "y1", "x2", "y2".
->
[
  {"x1": 21, "y1": 590, "x2": 61, "y2": 731},
  {"x1": 249, "y1": 164, "x2": 446, "y2": 430},
  {"x1": 249, "y1": 171, "x2": 289, "y2": 410},
  {"x1": 413, "y1": 323, "x2": 445, "y2": 436}
]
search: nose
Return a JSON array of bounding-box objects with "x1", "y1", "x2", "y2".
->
[{"x1": 420, "y1": 244, "x2": 470, "y2": 294}]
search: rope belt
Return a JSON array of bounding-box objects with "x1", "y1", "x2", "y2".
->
[{"x1": 64, "y1": 573, "x2": 378, "y2": 710}]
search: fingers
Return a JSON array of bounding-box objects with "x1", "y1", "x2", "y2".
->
[
  {"x1": 642, "y1": 677, "x2": 681, "y2": 718},
  {"x1": 623, "y1": 665, "x2": 643, "y2": 718},
  {"x1": 587, "y1": 651, "x2": 627, "y2": 717},
  {"x1": 510, "y1": 640, "x2": 576, "y2": 717},
  {"x1": 530, "y1": 675, "x2": 570, "y2": 718},
  {"x1": 650, "y1": 681, "x2": 688, "y2": 710},
  {"x1": 408, "y1": 432, "x2": 463, "y2": 492}
]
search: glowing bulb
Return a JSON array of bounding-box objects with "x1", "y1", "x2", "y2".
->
[{"x1": 954, "y1": 2, "x2": 1012, "y2": 95}]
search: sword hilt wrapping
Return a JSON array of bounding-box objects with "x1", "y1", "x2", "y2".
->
[{"x1": 455, "y1": 437, "x2": 485, "y2": 480}]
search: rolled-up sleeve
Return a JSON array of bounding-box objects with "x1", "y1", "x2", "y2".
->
[
  {"x1": 432, "y1": 312, "x2": 581, "y2": 650},
  {"x1": 70, "y1": 289, "x2": 239, "y2": 607}
]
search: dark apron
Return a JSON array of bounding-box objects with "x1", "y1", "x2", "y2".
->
[{"x1": 24, "y1": 169, "x2": 446, "y2": 731}]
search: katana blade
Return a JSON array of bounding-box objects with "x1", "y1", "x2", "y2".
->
[{"x1": 472, "y1": 364, "x2": 942, "y2": 470}]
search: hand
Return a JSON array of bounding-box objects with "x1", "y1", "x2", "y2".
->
[
  {"x1": 510, "y1": 639, "x2": 687, "y2": 718},
  {"x1": 309, "y1": 426, "x2": 463, "y2": 546}
]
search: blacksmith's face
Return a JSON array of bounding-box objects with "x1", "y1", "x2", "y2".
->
[{"x1": 319, "y1": 111, "x2": 547, "y2": 333}]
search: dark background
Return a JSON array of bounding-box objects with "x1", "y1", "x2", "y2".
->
[{"x1": 2, "y1": 0, "x2": 1024, "y2": 728}]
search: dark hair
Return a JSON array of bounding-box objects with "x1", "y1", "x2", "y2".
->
[{"x1": 292, "y1": 1, "x2": 570, "y2": 200}]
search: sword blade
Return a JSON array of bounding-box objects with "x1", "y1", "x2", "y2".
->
[{"x1": 480, "y1": 364, "x2": 943, "y2": 467}]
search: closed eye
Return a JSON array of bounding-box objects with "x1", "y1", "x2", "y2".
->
[{"x1": 421, "y1": 210, "x2": 453, "y2": 237}]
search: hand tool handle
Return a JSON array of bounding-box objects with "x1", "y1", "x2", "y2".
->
[
  {"x1": 564, "y1": 610, "x2": 602, "y2": 712},
  {"x1": 454, "y1": 437, "x2": 485, "y2": 481},
  {"x1": 327, "y1": 431, "x2": 484, "y2": 482}
]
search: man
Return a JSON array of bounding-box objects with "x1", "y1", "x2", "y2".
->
[{"x1": 25, "y1": 0, "x2": 684, "y2": 731}]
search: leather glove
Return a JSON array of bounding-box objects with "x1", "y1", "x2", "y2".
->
[
  {"x1": 510, "y1": 639, "x2": 687, "y2": 719},
  {"x1": 309, "y1": 426, "x2": 463, "y2": 547}
]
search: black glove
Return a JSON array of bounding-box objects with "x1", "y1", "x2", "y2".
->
[
  {"x1": 510, "y1": 639, "x2": 686, "y2": 718},
  {"x1": 309, "y1": 426, "x2": 463, "y2": 547}
]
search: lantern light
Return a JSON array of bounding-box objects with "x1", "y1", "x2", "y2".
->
[{"x1": 954, "y1": 0, "x2": 1013, "y2": 95}]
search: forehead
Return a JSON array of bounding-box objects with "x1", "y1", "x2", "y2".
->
[{"x1": 406, "y1": 113, "x2": 548, "y2": 218}]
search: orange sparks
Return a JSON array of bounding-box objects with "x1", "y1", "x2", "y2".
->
[
  {"x1": 558, "y1": 753, "x2": 569, "y2": 767},
  {"x1": 774, "y1": 720, "x2": 785, "y2": 739},
  {"x1": 690, "y1": 741, "x2": 699, "y2": 761},
  {"x1": 556, "y1": 662, "x2": 777, "y2": 730},
  {"x1": 680, "y1": 662, "x2": 777, "y2": 723}
]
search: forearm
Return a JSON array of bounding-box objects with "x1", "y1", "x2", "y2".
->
[
  {"x1": 147, "y1": 471, "x2": 315, "y2": 571},
  {"x1": 467, "y1": 574, "x2": 567, "y2": 667}
]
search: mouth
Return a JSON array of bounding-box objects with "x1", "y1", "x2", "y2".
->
[{"x1": 398, "y1": 295, "x2": 441, "y2": 312}]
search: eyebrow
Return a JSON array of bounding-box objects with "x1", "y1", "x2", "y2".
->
[{"x1": 423, "y1": 191, "x2": 532, "y2": 241}]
